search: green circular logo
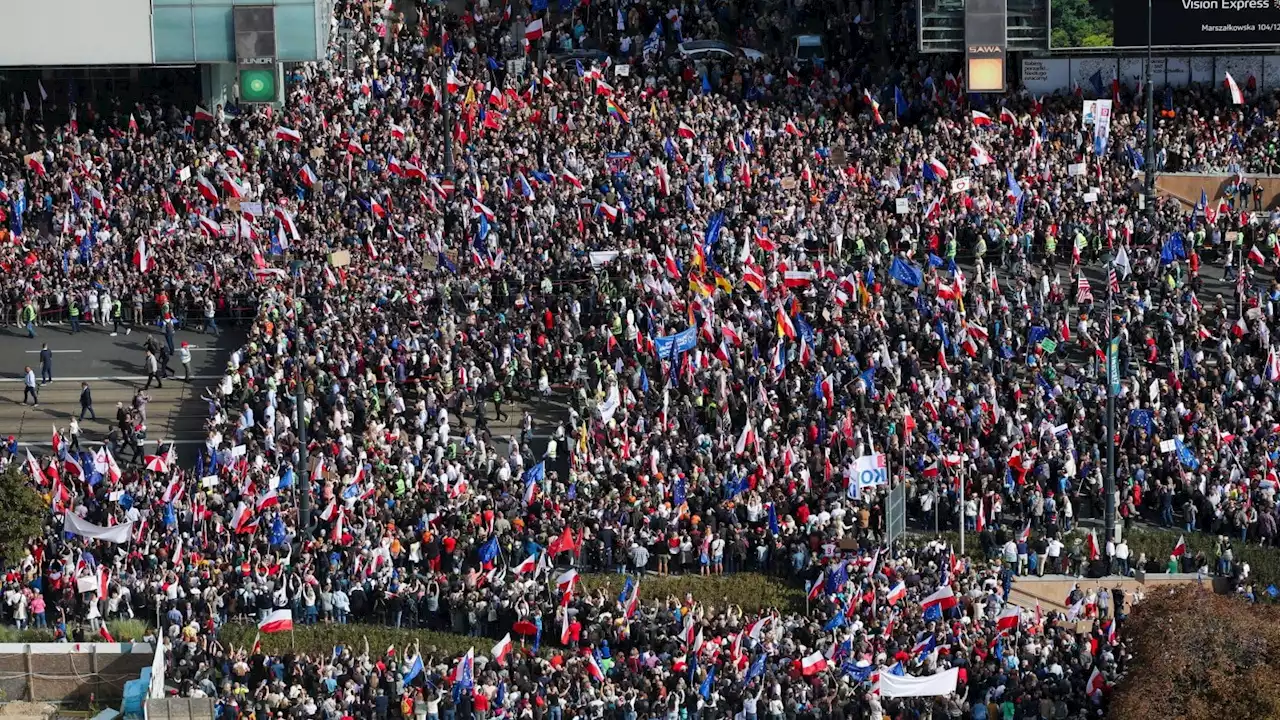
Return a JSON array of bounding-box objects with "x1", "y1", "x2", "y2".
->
[{"x1": 240, "y1": 68, "x2": 277, "y2": 103}]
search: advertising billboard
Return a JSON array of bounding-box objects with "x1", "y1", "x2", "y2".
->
[
  {"x1": 0, "y1": 0, "x2": 154, "y2": 65},
  {"x1": 1114, "y1": 0, "x2": 1280, "y2": 47},
  {"x1": 1052, "y1": 0, "x2": 1280, "y2": 49},
  {"x1": 966, "y1": 0, "x2": 1008, "y2": 92}
]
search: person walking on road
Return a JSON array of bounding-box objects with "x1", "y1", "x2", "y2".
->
[
  {"x1": 163, "y1": 318, "x2": 176, "y2": 355},
  {"x1": 79, "y1": 382, "x2": 95, "y2": 420},
  {"x1": 38, "y1": 344, "x2": 52, "y2": 384},
  {"x1": 179, "y1": 342, "x2": 192, "y2": 381},
  {"x1": 158, "y1": 344, "x2": 175, "y2": 379},
  {"x1": 22, "y1": 366, "x2": 38, "y2": 406},
  {"x1": 21, "y1": 301, "x2": 37, "y2": 339},
  {"x1": 203, "y1": 297, "x2": 219, "y2": 337},
  {"x1": 110, "y1": 298, "x2": 130, "y2": 337},
  {"x1": 144, "y1": 350, "x2": 163, "y2": 389}
]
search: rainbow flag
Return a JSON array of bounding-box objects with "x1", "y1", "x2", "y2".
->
[{"x1": 605, "y1": 98, "x2": 630, "y2": 124}]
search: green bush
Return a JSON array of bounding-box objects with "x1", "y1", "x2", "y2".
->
[
  {"x1": 219, "y1": 622, "x2": 478, "y2": 658},
  {"x1": 106, "y1": 619, "x2": 152, "y2": 643},
  {"x1": 0, "y1": 627, "x2": 56, "y2": 643},
  {"x1": 217, "y1": 572, "x2": 806, "y2": 659}
]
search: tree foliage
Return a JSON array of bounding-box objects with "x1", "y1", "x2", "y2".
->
[
  {"x1": 0, "y1": 466, "x2": 47, "y2": 565},
  {"x1": 1110, "y1": 585, "x2": 1280, "y2": 720},
  {"x1": 1050, "y1": 0, "x2": 1114, "y2": 48}
]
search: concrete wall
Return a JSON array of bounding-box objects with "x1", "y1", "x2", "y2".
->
[
  {"x1": 1008, "y1": 572, "x2": 1210, "y2": 614},
  {"x1": 1156, "y1": 172, "x2": 1280, "y2": 211},
  {"x1": 0, "y1": 0, "x2": 155, "y2": 66},
  {"x1": 0, "y1": 644, "x2": 152, "y2": 706}
]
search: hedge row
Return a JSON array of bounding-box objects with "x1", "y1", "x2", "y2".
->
[{"x1": 217, "y1": 571, "x2": 805, "y2": 657}]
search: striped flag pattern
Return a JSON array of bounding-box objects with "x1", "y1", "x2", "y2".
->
[{"x1": 1076, "y1": 276, "x2": 1094, "y2": 304}]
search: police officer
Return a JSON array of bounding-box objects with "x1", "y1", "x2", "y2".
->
[
  {"x1": 21, "y1": 300, "x2": 37, "y2": 339},
  {"x1": 111, "y1": 298, "x2": 130, "y2": 337},
  {"x1": 68, "y1": 296, "x2": 82, "y2": 334}
]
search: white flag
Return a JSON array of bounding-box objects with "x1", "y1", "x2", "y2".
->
[
  {"x1": 38, "y1": 80, "x2": 47, "y2": 102},
  {"x1": 1113, "y1": 245, "x2": 1132, "y2": 278},
  {"x1": 64, "y1": 513, "x2": 134, "y2": 544}
]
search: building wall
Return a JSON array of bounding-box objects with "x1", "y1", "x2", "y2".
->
[
  {"x1": 0, "y1": 0, "x2": 155, "y2": 65},
  {"x1": 152, "y1": 0, "x2": 324, "y2": 64}
]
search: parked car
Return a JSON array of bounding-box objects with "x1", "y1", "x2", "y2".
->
[
  {"x1": 677, "y1": 40, "x2": 765, "y2": 63},
  {"x1": 548, "y1": 48, "x2": 611, "y2": 69}
]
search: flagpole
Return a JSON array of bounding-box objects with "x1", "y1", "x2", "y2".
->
[
  {"x1": 294, "y1": 271, "x2": 312, "y2": 537},
  {"x1": 1105, "y1": 269, "x2": 1117, "y2": 546},
  {"x1": 957, "y1": 464, "x2": 965, "y2": 557},
  {"x1": 440, "y1": 31, "x2": 454, "y2": 181}
]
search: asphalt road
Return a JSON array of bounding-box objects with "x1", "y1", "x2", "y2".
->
[{"x1": 0, "y1": 319, "x2": 242, "y2": 449}]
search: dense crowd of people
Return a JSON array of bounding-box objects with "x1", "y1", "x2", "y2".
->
[{"x1": 2, "y1": 0, "x2": 1280, "y2": 717}]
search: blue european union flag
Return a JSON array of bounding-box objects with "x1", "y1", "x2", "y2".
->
[
  {"x1": 704, "y1": 211, "x2": 724, "y2": 247},
  {"x1": 889, "y1": 257, "x2": 923, "y2": 287},
  {"x1": 1174, "y1": 437, "x2": 1199, "y2": 470},
  {"x1": 923, "y1": 604, "x2": 942, "y2": 621},
  {"x1": 270, "y1": 516, "x2": 288, "y2": 546},
  {"x1": 744, "y1": 654, "x2": 767, "y2": 685},
  {"x1": 768, "y1": 503, "x2": 779, "y2": 535},
  {"x1": 1127, "y1": 409, "x2": 1154, "y2": 435},
  {"x1": 1089, "y1": 69, "x2": 1105, "y2": 97},
  {"x1": 618, "y1": 577, "x2": 633, "y2": 605},
  {"x1": 895, "y1": 86, "x2": 909, "y2": 117},
  {"x1": 478, "y1": 536, "x2": 500, "y2": 563},
  {"x1": 699, "y1": 666, "x2": 715, "y2": 698},
  {"x1": 825, "y1": 563, "x2": 849, "y2": 595},
  {"x1": 860, "y1": 368, "x2": 876, "y2": 397},
  {"x1": 823, "y1": 611, "x2": 845, "y2": 632},
  {"x1": 526, "y1": 462, "x2": 546, "y2": 485},
  {"x1": 674, "y1": 474, "x2": 687, "y2": 506}
]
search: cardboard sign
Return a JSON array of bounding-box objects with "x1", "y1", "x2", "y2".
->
[
  {"x1": 179, "y1": 166, "x2": 192, "y2": 182},
  {"x1": 1067, "y1": 163, "x2": 1085, "y2": 176},
  {"x1": 226, "y1": 197, "x2": 241, "y2": 212},
  {"x1": 240, "y1": 201, "x2": 263, "y2": 217},
  {"x1": 309, "y1": 147, "x2": 326, "y2": 159},
  {"x1": 895, "y1": 198, "x2": 910, "y2": 214},
  {"x1": 201, "y1": 475, "x2": 220, "y2": 489},
  {"x1": 231, "y1": 444, "x2": 247, "y2": 458},
  {"x1": 614, "y1": 64, "x2": 630, "y2": 77},
  {"x1": 950, "y1": 177, "x2": 971, "y2": 194},
  {"x1": 329, "y1": 250, "x2": 352, "y2": 268},
  {"x1": 1160, "y1": 439, "x2": 1177, "y2": 453},
  {"x1": 1040, "y1": 338, "x2": 1058, "y2": 353},
  {"x1": 76, "y1": 576, "x2": 99, "y2": 594},
  {"x1": 1082, "y1": 192, "x2": 1098, "y2": 204}
]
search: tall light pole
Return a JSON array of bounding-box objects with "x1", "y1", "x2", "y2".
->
[
  {"x1": 295, "y1": 273, "x2": 311, "y2": 535},
  {"x1": 1143, "y1": 0, "x2": 1155, "y2": 224},
  {"x1": 441, "y1": 25, "x2": 454, "y2": 180}
]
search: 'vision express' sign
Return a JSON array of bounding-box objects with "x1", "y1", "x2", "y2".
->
[{"x1": 1114, "y1": 0, "x2": 1280, "y2": 47}]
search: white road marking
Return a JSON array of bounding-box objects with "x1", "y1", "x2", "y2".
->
[
  {"x1": 24, "y1": 349, "x2": 83, "y2": 354},
  {"x1": 21, "y1": 438, "x2": 208, "y2": 446},
  {"x1": 0, "y1": 375, "x2": 223, "y2": 383}
]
